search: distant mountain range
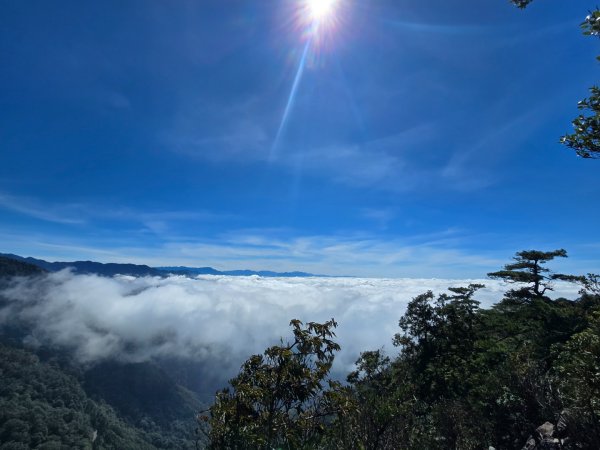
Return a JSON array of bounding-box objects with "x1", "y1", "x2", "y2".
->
[
  {"x1": 0, "y1": 253, "x2": 321, "y2": 278},
  {"x1": 157, "y1": 266, "x2": 318, "y2": 278}
]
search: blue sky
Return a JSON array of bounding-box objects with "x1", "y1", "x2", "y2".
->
[{"x1": 0, "y1": 0, "x2": 598, "y2": 277}]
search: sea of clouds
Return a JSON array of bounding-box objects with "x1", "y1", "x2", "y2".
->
[{"x1": 0, "y1": 271, "x2": 581, "y2": 381}]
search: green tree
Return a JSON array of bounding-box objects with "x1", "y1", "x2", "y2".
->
[
  {"x1": 393, "y1": 284, "x2": 484, "y2": 400},
  {"x1": 561, "y1": 85, "x2": 600, "y2": 158},
  {"x1": 555, "y1": 314, "x2": 600, "y2": 415},
  {"x1": 510, "y1": 0, "x2": 533, "y2": 8},
  {"x1": 391, "y1": 284, "x2": 489, "y2": 449},
  {"x1": 487, "y1": 249, "x2": 581, "y2": 300},
  {"x1": 325, "y1": 285, "x2": 489, "y2": 450},
  {"x1": 582, "y1": 273, "x2": 600, "y2": 295},
  {"x1": 203, "y1": 319, "x2": 344, "y2": 449},
  {"x1": 331, "y1": 350, "x2": 412, "y2": 450},
  {"x1": 553, "y1": 312, "x2": 600, "y2": 447},
  {"x1": 0, "y1": 343, "x2": 158, "y2": 450}
]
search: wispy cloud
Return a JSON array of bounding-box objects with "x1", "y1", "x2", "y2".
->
[
  {"x1": 288, "y1": 126, "x2": 434, "y2": 191},
  {"x1": 0, "y1": 191, "x2": 233, "y2": 237},
  {"x1": 0, "y1": 192, "x2": 86, "y2": 225},
  {"x1": 170, "y1": 120, "x2": 270, "y2": 162},
  {"x1": 166, "y1": 117, "x2": 445, "y2": 192},
  {"x1": 361, "y1": 208, "x2": 395, "y2": 230},
  {"x1": 442, "y1": 95, "x2": 557, "y2": 182},
  {"x1": 119, "y1": 229, "x2": 506, "y2": 278},
  {"x1": 0, "y1": 221, "x2": 497, "y2": 277},
  {"x1": 290, "y1": 141, "x2": 407, "y2": 189},
  {"x1": 99, "y1": 208, "x2": 237, "y2": 237},
  {"x1": 164, "y1": 96, "x2": 273, "y2": 163},
  {"x1": 2, "y1": 224, "x2": 598, "y2": 278}
]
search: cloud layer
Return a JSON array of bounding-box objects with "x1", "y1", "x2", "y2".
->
[{"x1": 0, "y1": 272, "x2": 581, "y2": 381}]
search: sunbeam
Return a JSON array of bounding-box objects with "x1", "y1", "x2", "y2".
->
[
  {"x1": 270, "y1": 38, "x2": 312, "y2": 160},
  {"x1": 270, "y1": 0, "x2": 348, "y2": 159}
]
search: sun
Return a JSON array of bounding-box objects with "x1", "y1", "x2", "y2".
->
[
  {"x1": 292, "y1": 0, "x2": 345, "y2": 51},
  {"x1": 306, "y1": 0, "x2": 339, "y2": 24}
]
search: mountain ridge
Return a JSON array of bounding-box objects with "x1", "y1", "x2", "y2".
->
[{"x1": 0, "y1": 253, "x2": 325, "y2": 278}]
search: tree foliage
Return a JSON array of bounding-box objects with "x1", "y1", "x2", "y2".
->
[
  {"x1": 0, "y1": 256, "x2": 45, "y2": 279},
  {"x1": 510, "y1": 0, "x2": 534, "y2": 9},
  {"x1": 203, "y1": 319, "x2": 344, "y2": 449},
  {"x1": 0, "y1": 329, "x2": 201, "y2": 449},
  {"x1": 393, "y1": 284, "x2": 483, "y2": 400},
  {"x1": 487, "y1": 249, "x2": 581, "y2": 300},
  {"x1": 561, "y1": 86, "x2": 600, "y2": 158},
  {"x1": 581, "y1": 273, "x2": 600, "y2": 295},
  {"x1": 552, "y1": 312, "x2": 600, "y2": 447},
  {"x1": 0, "y1": 343, "x2": 157, "y2": 449}
]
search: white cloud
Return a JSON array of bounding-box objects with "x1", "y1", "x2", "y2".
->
[
  {"x1": 0, "y1": 226, "x2": 525, "y2": 278},
  {"x1": 170, "y1": 120, "x2": 270, "y2": 162},
  {"x1": 0, "y1": 192, "x2": 86, "y2": 225},
  {"x1": 290, "y1": 142, "x2": 408, "y2": 189},
  {"x1": 0, "y1": 191, "x2": 232, "y2": 239},
  {"x1": 0, "y1": 272, "x2": 581, "y2": 384},
  {"x1": 1, "y1": 222, "x2": 597, "y2": 280},
  {"x1": 159, "y1": 231, "x2": 503, "y2": 278},
  {"x1": 361, "y1": 208, "x2": 395, "y2": 230}
]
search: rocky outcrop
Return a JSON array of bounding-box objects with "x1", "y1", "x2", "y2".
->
[{"x1": 521, "y1": 421, "x2": 563, "y2": 449}]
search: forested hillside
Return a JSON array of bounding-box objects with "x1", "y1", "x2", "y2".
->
[
  {"x1": 0, "y1": 338, "x2": 204, "y2": 450},
  {"x1": 0, "y1": 256, "x2": 45, "y2": 279},
  {"x1": 0, "y1": 257, "x2": 205, "y2": 449},
  {"x1": 0, "y1": 343, "x2": 155, "y2": 449}
]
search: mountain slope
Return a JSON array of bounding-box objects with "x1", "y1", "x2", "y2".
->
[
  {"x1": 0, "y1": 256, "x2": 46, "y2": 278},
  {"x1": 0, "y1": 253, "x2": 162, "y2": 277},
  {"x1": 0, "y1": 253, "x2": 323, "y2": 278},
  {"x1": 0, "y1": 343, "x2": 158, "y2": 449}
]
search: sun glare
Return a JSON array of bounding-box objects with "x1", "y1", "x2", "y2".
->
[
  {"x1": 308, "y1": 0, "x2": 338, "y2": 22},
  {"x1": 293, "y1": 0, "x2": 345, "y2": 39}
]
